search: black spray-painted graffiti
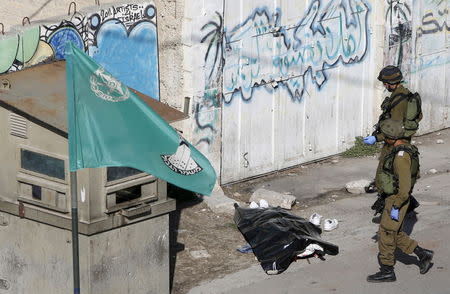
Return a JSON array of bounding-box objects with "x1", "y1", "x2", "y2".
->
[
  {"x1": 417, "y1": 8, "x2": 449, "y2": 37},
  {"x1": 222, "y1": 0, "x2": 371, "y2": 103},
  {"x1": 201, "y1": 12, "x2": 225, "y2": 84},
  {"x1": 412, "y1": 1, "x2": 449, "y2": 73},
  {"x1": 195, "y1": 0, "x2": 371, "y2": 148},
  {"x1": 97, "y1": 3, "x2": 156, "y2": 26},
  {"x1": 385, "y1": 0, "x2": 412, "y2": 68},
  {"x1": 88, "y1": 3, "x2": 160, "y2": 99},
  {"x1": 193, "y1": 12, "x2": 224, "y2": 147}
]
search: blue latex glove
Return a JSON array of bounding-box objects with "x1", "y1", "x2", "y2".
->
[
  {"x1": 390, "y1": 207, "x2": 399, "y2": 221},
  {"x1": 363, "y1": 136, "x2": 376, "y2": 145}
]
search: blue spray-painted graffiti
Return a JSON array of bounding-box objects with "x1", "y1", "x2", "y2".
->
[
  {"x1": 48, "y1": 26, "x2": 84, "y2": 59},
  {"x1": 41, "y1": 14, "x2": 88, "y2": 60},
  {"x1": 222, "y1": 0, "x2": 370, "y2": 103},
  {"x1": 89, "y1": 20, "x2": 159, "y2": 100},
  {"x1": 0, "y1": 3, "x2": 160, "y2": 101},
  {"x1": 89, "y1": 4, "x2": 159, "y2": 100},
  {"x1": 194, "y1": 12, "x2": 223, "y2": 147},
  {"x1": 196, "y1": 0, "x2": 371, "y2": 147}
]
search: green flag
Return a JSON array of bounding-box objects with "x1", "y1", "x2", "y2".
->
[{"x1": 65, "y1": 43, "x2": 216, "y2": 195}]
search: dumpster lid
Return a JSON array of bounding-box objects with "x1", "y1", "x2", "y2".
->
[{"x1": 0, "y1": 61, "x2": 187, "y2": 137}]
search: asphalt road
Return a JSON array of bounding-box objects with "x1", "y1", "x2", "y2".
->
[{"x1": 188, "y1": 128, "x2": 450, "y2": 294}]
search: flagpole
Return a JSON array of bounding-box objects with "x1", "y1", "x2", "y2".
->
[{"x1": 70, "y1": 171, "x2": 81, "y2": 294}]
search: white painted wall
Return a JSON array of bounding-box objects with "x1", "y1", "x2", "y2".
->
[
  {"x1": 1, "y1": 0, "x2": 448, "y2": 186},
  {"x1": 383, "y1": 0, "x2": 449, "y2": 134},
  {"x1": 184, "y1": 0, "x2": 449, "y2": 185}
]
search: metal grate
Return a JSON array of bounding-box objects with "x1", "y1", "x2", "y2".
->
[{"x1": 9, "y1": 112, "x2": 28, "y2": 139}]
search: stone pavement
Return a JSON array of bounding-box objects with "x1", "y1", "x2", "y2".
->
[{"x1": 188, "y1": 128, "x2": 450, "y2": 294}]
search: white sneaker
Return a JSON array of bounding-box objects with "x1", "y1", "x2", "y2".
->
[
  {"x1": 323, "y1": 219, "x2": 338, "y2": 231},
  {"x1": 249, "y1": 201, "x2": 259, "y2": 209},
  {"x1": 259, "y1": 199, "x2": 269, "y2": 208},
  {"x1": 309, "y1": 213, "x2": 323, "y2": 226}
]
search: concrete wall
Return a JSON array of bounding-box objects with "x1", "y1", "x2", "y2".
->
[
  {"x1": 383, "y1": 0, "x2": 450, "y2": 133},
  {"x1": 0, "y1": 212, "x2": 170, "y2": 293},
  {"x1": 182, "y1": 0, "x2": 449, "y2": 183},
  {"x1": 181, "y1": 0, "x2": 385, "y2": 183},
  {"x1": 1, "y1": 0, "x2": 449, "y2": 185},
  {"x1": 0, "y1": 1, "x2": 160, "y2": 100}
]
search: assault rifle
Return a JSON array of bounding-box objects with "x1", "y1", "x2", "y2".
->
[{"x1": 370, "y1": 194, "x2": 420, "y2": 216}]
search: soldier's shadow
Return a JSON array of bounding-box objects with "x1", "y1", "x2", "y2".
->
[{"x1": 371, "y1": 211, "x2": 420, "y2": 266}]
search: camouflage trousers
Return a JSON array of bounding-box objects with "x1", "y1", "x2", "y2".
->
[{"x1": 378, "y1": 195, "x2": 418, "y2": 266}]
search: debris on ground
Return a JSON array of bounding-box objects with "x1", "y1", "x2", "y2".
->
[
  {"x1": 345, "y1": 179, "x2": 371, "y2": 194},
  {"x1": 189, "y1": 249, "x2": 211, "y2": 259},
  {"x1": 436, "y1": 139, "x2": 444, "y2": 144},
  {"x1": 250, "y1": 188, "x2": 296, "y2": 209},
  {"x1": 237, "y1": 244, "x2": 253, "y2": 254},
  {"x1": 429, "y1": 169, "x2": 438, "y2": 174}
]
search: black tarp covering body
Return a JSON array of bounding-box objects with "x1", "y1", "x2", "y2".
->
[{"x1": 234, "y1": 205, "x2": 339, "y2": 274}]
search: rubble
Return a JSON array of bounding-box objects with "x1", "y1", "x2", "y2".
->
[
  {"x1": 345, "y1": 179, "x2": 371, "y2": 194},
  {"x1": 250, "y1": 188, "x2": 296, "y2": 209},
  {"x1": 189, "y1": 250, "x2": 211, "y2": 259},
  {"x1": 202, "y1": 185, "x2": 240, "y2": 215}
]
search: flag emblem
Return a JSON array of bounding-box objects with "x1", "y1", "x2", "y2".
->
[
  {"x1": 90, "y1": 67, "x2": 131, "y2": 102},
  {"x1": 161, "y1": 138, "x2": 203, "y2": 176},
  {"x1": 66, "y1": 43, "x2": 216, "y2": 195}
]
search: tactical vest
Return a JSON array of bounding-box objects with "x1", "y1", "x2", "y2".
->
[
  {"x1": 375, "y1": 92, "x2": 422, "y2": 138},
  {"x1": 403, "y1": 92, "x2": 423, "y2": 137},
  {"x1": 378, "y1": 144, "x2": 420, "y2": 196}
]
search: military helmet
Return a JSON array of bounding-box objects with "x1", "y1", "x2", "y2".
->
[
  {"x1": 377, "y1": 65, "x2": 403, "y2": 84},
  {"x1": 380, "y1": 119, "x2": 405, "y2": 139}
]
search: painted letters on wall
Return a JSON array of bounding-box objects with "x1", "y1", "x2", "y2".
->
[
  {"x1": 0, "y1": 2, "x2": 159, "y2": 100},
  {"x1": 195, "y1": 0, "x2": 371, "y2": 149},
  {"x1": 222, "y1": 0, "x2": 370, "y2": 103}
]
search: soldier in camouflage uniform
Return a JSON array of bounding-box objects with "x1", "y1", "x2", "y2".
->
[
  {"x1": 363, "y1": 66, "x2": 419, "y2": 193},
  {"x1": 367, "y1": 119, "x2": 433, "y2": 283}
]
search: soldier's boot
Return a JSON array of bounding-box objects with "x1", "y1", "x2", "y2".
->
[
  {"x1": 365, "y1": 180, "x2": 377, "y2": 193},
  {"x1": 414, "y1": 246, "x2": 434, "y2": 274},
  {"x1": 367, "y1": 265, "x2": 396, "y2": 283}
]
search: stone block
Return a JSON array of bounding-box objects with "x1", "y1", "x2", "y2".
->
[
  {"x1": 250, "y1": 188, "x2": 296, "y2": 210},
  {"x1": 345, "y1": 179, "x2": 371, "y2": 194}
]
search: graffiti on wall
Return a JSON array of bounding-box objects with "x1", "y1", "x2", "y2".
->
[
  {"x1": 416, "y1": 3, "x2": 449, "y2": 38},
  {"x1": 385, "y1": 0, "x2": 412, "y2": 69},
  {"x1": 412, "y1": 0, "x2": 449, "y2": 73},
  {"x1": 0, "y1": 12, "x2": 88, "y2": 73},
  {"x1": 194, "y1": 0, "x2": 371, "y2": 148},
  {"x1": 88, "y1": 3, "x2": 159, "y2": 99},
  {"x1": 193, "y1": 12, "x2": 224, "y2": 148},
  {"x1": 0, "y1": 2, "x2": 159, "y2": 100},
  {"x1": 222, "y1": 0, "x2": 371, "y2": 104}
]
